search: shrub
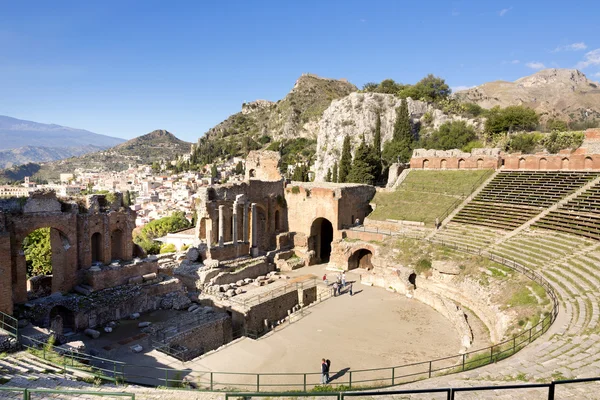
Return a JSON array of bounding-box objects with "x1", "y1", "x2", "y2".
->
[
  {"x1": 420, "y1": 121, "x2": 477, "y2": 151},
  {"x1": 508, "y1": 133, "x2": 540, "y2": 153},
  {"x1": 160, "y1": 243, "x2": 176, "y2": 254},
  {"x1": 485, "y1": 106, "x2": 539, "y2": 134},
  {"x1": 542, "y1": 131, "x2": 584, "y2": 154},
  {"x1": 415, "y1": 258, "x2": 432, "y2": 274}
]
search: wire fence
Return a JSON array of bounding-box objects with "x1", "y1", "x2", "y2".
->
[{"x1": 2, "y1": 235, "x2": 559, "y2": 392}]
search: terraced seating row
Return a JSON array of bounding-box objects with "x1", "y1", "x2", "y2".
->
[
  {"x1": 431, "y1": 222, "x2": 507, "y2": 250},
  {"x1": 476, "y1": 171, "x2": 598, "y2": 207},
  {"x1": 453, "y1": 201, "x2": 540, "y2": 230},
  {"x1": 452, "y1": 171, "x2": 599, "y2": 230}
]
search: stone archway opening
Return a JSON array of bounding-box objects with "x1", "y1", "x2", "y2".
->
[
  {"x1": 310, "y1": 218, "x2": 333, "y2": 263},
  {"x1": 111, "y1": 229, "x2": 124, "y2": 260},
  {"x1": 275, "y1": 210, "x2": 280, "y2": 231},
  {"x1": 21, "y1": 227, "x2": 70, "y2": 300},
  {"x1": 348, "y1": 248, "x2": 373, "y2": 270},
  {"x1": 91, "y1": 232, "x2": 102, "y2": 263},
  {"x1": 408, "y1": 272, "x2": 417, "y2": 289}
]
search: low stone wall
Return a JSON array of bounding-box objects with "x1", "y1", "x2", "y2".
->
[
  {"x1": 207, "y1": 243, "x2": 250, "y2": 261},
  {"x1": 83, "y1": 260, "x2": 158, "y2": 291},
  {"x1": 0, "y1": 332, "x2": 18, "y2": 353},
  {"x1": 209, "y1": 259, "x2": 274, "y2": 286},
  {"x1": 166, "y1": 314, "x2": 232, "y2": 361},
  {"x1": 244, "y1": 290, "x2": 299, "y2": 334}
]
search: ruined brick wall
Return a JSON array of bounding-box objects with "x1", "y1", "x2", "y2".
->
[
  {"x1": 410, "y1": 148, "x2": 502, "y2": 170},
  {"x1": 83, "y1": 260, "x2": 158, "y2": 291},
  {"x1": 244, "y1": 290, "x2": 299, "y2": 334},
  {"x1": 0, "y1": 234, "x2": 12, "y2": 315},
  {"x1": 503, "y1": 151, "x2": 599, "y2": 170},
  {"x1": 208, "y1": 259, "x2": 274, "y2": 286},
  {"x1": 169, "y1": 315, "x2": 233, "y2": 360},
  {"x1": 245, "y1": 150, "x2": 282, "y2": 181}
]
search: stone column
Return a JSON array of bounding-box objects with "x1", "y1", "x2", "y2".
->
[
  {"x1": 218, "y1": 205, "x2": 225, "y2": 247},
  {"x1": 243, "y1": 202, "x2": 249, "y2": 243},
  {"x1": 232, "y1": 202, "x2": 238, "y2": 244},
  {"x1": 251, "y1": 203, "x2": 258, "y2": 249}
]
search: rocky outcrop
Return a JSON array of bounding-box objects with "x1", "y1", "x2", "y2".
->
[
  {"x1": 314, "y1": 93, "x2": 481, "y2": 181},
  {"x1": 454, "y1": 68, "x2": 600, "y2": 123}
]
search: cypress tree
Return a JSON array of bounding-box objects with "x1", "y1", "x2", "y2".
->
[
  {"x1": 348, "y1": 136, "x2": 377, "y2": 185},
  {"x1": 332, "y1": 161, "x2": 338, "y2": 183},
  {"x1": 338, "y1": 136, "x2": 352, "y2": 183},
  {"x1": 382, "y1": 99, "x2": 415, "y2": 164},
  {"x1": 326, "y1": 168, "x2": 332, "y2": 182}
]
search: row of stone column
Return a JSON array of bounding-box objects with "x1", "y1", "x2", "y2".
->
[{"x1": 213, "y1": 200, "x2": 257, "y2": 249}]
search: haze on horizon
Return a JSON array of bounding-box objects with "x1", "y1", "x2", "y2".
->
[{"x1": 1, "y1": 0, "x2": 599, "y2": 142}]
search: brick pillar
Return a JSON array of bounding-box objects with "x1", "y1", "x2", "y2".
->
[
  {"x1": 251, "y1": 203, "x2": 258, "y2": 249},
  {"x1": 232, "y1": 202, "x2": 238, "y2": 244},
  {"x1": 0, "y1": 234, "x2": 13, "y2": 315},
  {"x1": 243, "y1": 202, "x2": 249, "y2": 243},
  {"x1": 218, "y1": 205, "x2": 225, "y2": 247}
]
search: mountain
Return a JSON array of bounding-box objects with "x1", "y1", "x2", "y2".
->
[
  {"x1": 0, "y1": 145, "x2": 106, "y2": 169},
  {"x1": 0, "y1": 130, "x2": 192, "y2": 183},
  {"x1": 0, "y1": 115, "x2": 125, "y2": 150},
  {"x1": 454, "y1": 69, "x2": 600, "y2": 123}
]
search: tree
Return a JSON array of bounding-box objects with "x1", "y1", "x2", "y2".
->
[
  {"x1": 325, "y1": 168, "x2": 332, "y2": 182},
  {"x1": 485, "y1": 106, "x2": 539, "y2": 134},
  {"x1": 400, "y1": 74, "x2": 451, "y2": 102},
  {"x1": 123, "y1": 190, "x2": 132, "y2": 207},
  {"x1": 235, "y1": 161, "x2": 244, "y2": 175},
  {"x1": 547, "y1": 119, "x2": 568, "y2": 132},
  {"x1": 332, "y1": 161, "x2": 338, "y2": 183},
  {"x1": 134, "y1": 212, "x2": 192, "y2": 254},
  {"x1": 348, "y1": 136, "x2": 378, "y2": 185},
  {"x1": 292, "y1": 164, "x2": 309, "y2": 182},
  {"x1": 420, "y1": 121, "x2": 477, "y2": 151},
  {"x1": 382, "y1": 100, "x2": 415, "y2": 164},
  {"x1": 211, "y1": 164, "x2": 218, "y2": 179},
  {"x1": 338, "y1": 136, "x2": 352, "y2": 183},
  {"x1": 23, "y1": 227, "x2": 52, "y2": 278}
]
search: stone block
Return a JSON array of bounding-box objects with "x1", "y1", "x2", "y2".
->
[
  {"x1": 138, "y1": 322, "x2": 152, "y2": 328},
  {"x1": 84, "y1": 329, "x2": 100, "y2": 339},
  {"x1": 142, "y1": 273, "x2": 157, "y2": 281},
  {"x1": 130, "y1": 344, "x2": 143, "y2": 353},
  {"x1": 130, "y1": 312, "x2": 140, "y2": 320},
  {"x1": 128, "y1": 276, "x2": 144, "y2": 285}
]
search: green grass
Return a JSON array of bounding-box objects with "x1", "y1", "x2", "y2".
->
[{"x1": 370, "y1": 169, "x2": 492, "y2": 225}]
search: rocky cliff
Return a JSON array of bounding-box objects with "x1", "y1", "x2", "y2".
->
[
  {"x1": 200, "y1": 74, "x2": 357, "y2": 143},
  {"x1": 454, "y1": 69, "x2": 600, "y2": 123},
  {"x1": 313, "y1": 93, "x2": 481, "y2": 181}
]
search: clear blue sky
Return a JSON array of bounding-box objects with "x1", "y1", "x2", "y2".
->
[{"x1": 1, "y1": 0, "x2": 599, "y2": 142}]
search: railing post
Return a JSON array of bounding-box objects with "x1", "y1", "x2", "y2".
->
[
  {"x1": 462, "y1": 353, "x2": 466, "y2": 371},
  {"x1": 529, "y1": 328, "x2": 533, "y2": 343},
  {"x1": 303, "y1": 373, "x2": 307, "y2": 391},
  {"x1": 256, "y1": 374, "x2": 260, "y2": 392},
  {"x1": 210, "y1": 372, "x2": 214, "y2": 390},
  {"x1": 513, "y1": 336, "x2": 516, "y2": 353},
  {"x1": 490, "y1": 345, "x2": 494, "y2": 363},
  {"x1": 428, "y1": 361, "x2": 432, "y2": 378},
  {"x1": 391, "y1": 367, "x2": 395, "y2": 386},
  {"x1": 165, "y1": 369, "x2": 169, "y2": 387},
  {"x1": 548, "y1": 382, "x2": 555, "y2": 400},
  {"x1": 23, "y1": 388, "x2": 28, "y2": 400}
]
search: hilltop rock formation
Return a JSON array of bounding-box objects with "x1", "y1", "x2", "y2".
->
[
  {"x1": 313, "y1": 93, "x2": 481, "y2": 181},
  {"x1": 454, "y1": 69, "x2": 600, "y2": 122}
]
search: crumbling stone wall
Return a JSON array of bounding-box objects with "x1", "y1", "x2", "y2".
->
[
  {"x1": 245, "y1": 150, "x2": 282, "y2": 181},
  {"x1": 0, "y1": 190, "x2": 136, "y2": 315},
  {"x1": 167, "y1": 314, "x2": 232, "y2": 360}
]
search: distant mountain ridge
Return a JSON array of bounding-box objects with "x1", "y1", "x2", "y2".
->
[
  {"x1": 0, "y1": 145, "x2": 106, "y2": 169},
  {"x1": 0, "y1": 130, "x2": 192, "y2": 183},
  {"x1": 0, "y1": 115, "x2": 125, "y2": 150},
  {"x1": 454, "y1": 69, "x2": 600, "y2": 123}
]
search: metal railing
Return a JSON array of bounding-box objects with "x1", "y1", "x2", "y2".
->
[
  {"x1": 0, "y1": 387, "x2": 135, "y2": 400},
  {"x1": 229, "y1": 278, "x2": 318, "y2": 308},
  {"x1": 226, "y1": 377, "x2": 600, "y2": 400},
  {"x1": 0, "y1": 311, "x2": 18, "y2": 338}
]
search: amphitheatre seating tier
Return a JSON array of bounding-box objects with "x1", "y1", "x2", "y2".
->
[
  {"x1": 533, "y1": 181, "x2": 600, "y2": 240},
  {"x1": 453, "y1": 171, "x2": 599, "y2": 230},
  {"x1": 431, "y1": 222, "x2": 507, "y2": 250}
]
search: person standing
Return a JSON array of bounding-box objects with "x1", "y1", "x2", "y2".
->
[
  {"x1": 349, "y1": 282, "x2": 353, "y2": 296},
  {"x1": 321, "y1": 358, "x2": 329, "y2": 384},
  {"x1": 333, "y1": 282, "x2": 338, "y2": 297},
  {"x1": 323, "y1": 274, "x2": 328, "y2": 285},
  {"x1": 341, "y1": 272, "x2": 346, "y2": 287}
]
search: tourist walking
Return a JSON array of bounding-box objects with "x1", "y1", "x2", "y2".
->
[
  {"x1": 323, "y1": 274, "x2": 328, "y2": 285},
  {"x1": 321, "y1": 358, "x2": 330, "y2": 384},
  {"x1": 333, "y1": 282, "x2": 338, "y2": 297},
  {"x1": 341, "y1": 272, "x2": 346, "y2": 287}
]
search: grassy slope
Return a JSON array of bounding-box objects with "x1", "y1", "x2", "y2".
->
[{"x1": 370, "y1": 170, "x2": 493, "y2": 225}]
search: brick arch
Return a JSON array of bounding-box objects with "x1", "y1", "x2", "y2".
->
[
  {"x1": 562, "y1": 158, "x2": 570, "y2": 170},
  {"x1": 518, "y1": 157, "x2": 526, "y2": 169},
  {"x1": 9, "y1": 214, "x2": 78, "y2": 305},
  {"x1": 347, "y1": 245, "x2": 376, "y2": 270},
  {"x1": 585, "y1": 156, "x2": 593, "y2": 170},
  {"x1": 309, "y1": 217, "x2": 334, "y2": 263}
]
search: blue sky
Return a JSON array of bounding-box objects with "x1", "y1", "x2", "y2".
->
[{"x1": 1, "y1": 0, "x2": 599, "y2": 142}]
